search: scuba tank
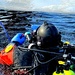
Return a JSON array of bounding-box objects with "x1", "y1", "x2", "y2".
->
[
  {"x1": 53, "y1": 41, "x2": 75, "y2": 75},
  {"x1": 52, "y1": 53, "x2": 75, "y2": 75},
  {"x1": 53, "y1": 60, "x2": 75, "y2": 75},
  {"x1": 53, "y1": 70, "x2": 75, "y2": 75}
]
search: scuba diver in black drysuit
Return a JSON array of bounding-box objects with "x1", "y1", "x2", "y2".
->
[
  {"x1": 21, "y1": 22, "x2": 62, "y2": 75},
  {"x1": 1, "y1": 21, "x2": 75, "y2": 75}
]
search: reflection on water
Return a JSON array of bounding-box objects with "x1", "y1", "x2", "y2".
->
[{"x1": 0, "y1": 10, "x2": 75, "y2": 47}]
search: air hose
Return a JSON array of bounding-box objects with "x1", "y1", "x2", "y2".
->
[
  {"x1": 0, "y1": 21, "x2": 11, "y2": 42},
  {"x1": 35, "y1": 53, "x2": 60, "y2": 64}
]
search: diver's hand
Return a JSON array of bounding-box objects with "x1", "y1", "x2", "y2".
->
[{"x1": 11, "y1": 33, "x2": 26, "y2": 46}]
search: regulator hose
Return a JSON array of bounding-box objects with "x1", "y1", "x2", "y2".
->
[{"x1": 0, "y1": 21, "x2": 11, "y2": 42}]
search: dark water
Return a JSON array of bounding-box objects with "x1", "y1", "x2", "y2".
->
[{"x1": 0, "y1": 10, "x2": 75, "y2": 48}]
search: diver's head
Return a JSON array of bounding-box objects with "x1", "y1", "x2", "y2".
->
[{"x1": 36, "y1": 22, "x2": 61, "y2": 49}]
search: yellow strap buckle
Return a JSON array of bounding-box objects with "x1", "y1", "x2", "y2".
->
[
  {"x1": 5, "y1": 44, "x2": 14, "y2": 53},
  {"x1": 58, "y1": 61, "x2": 65, "y2": 65},
  {"x1": 64, "y1": 41, "x2": 70, "y2": 45}
]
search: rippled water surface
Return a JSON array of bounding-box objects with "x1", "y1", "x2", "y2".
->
[{"x1": 0, "y1": 10, "x2": 75, "y2": 47}]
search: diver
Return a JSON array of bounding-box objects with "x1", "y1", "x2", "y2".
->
[
  {"x1": 22, "y1": 22, "x2": 62, "y2": 75},
  {"x1": 5, "y1": 23, "x2": 75, "y2": 75},
  {"x1": 1, "y1": 22, "x2": 75, "y2": 75}
]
